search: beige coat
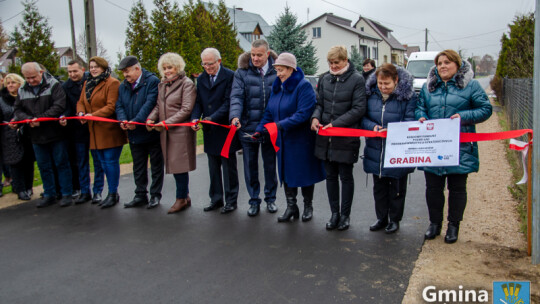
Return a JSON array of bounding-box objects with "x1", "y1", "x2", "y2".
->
[
  {"x1": 148, "y1": 73, "x2": 196, "y2": 174},
  {"x1": 76, "y1": 77, "x2": 127, "y2": 150}
]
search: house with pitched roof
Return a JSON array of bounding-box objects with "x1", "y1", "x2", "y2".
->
[
  {"x1": 0, "y1": 46, "x2": 86, "y2": 73},
  {"x1": 354, "y1": 16, "x2": 406, "y2": 66},
  {"x1": 225, "y1": 7, "x2": 274, "y2": 51},
  {"x1": 302, "y1": 13, "x2": 382, "y2": 75}
]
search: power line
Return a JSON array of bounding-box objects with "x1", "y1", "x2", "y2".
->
[
  {"x1": 429, "y1": 32, "x2": 444, "y2": 50},
  {"x1": 103, "y1": 0, "x2": 130, "y2": 13},
  {"x1": 3, "y1": 10, "x2": 24, "y2": 23},
  {"x1": 431, "y1": 28, "x2": 507, "y2": 43}
]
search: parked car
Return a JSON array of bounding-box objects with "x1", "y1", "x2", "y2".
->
[
  {"x1": 406, "y1": 51, "x2": 439, "y2": 93},
  {"x1": 305, "y1": 75, "x2": 319, "y2": 91}
]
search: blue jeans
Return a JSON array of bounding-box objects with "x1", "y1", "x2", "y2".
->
[
  {"x1": 75, "y1": 143, "x2": 105, "y2": 195},
  {"x1": 173, "y1": 173, "x2": 189, "y2": 199},
  {"x1": 239, "y1": 132, "x2": 277, "y2": 206},
  {"x1": 33, "y1": 140, "x2": 73, "y2": 197},
  {"x1": 94, "y1": 146, "x2": 123, "y2": 194}
]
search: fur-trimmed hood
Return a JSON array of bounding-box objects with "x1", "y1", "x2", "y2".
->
[
  {"x1": 237, "y1": 50, "x2": 279, "y2": 70},
  {"x1": 427, "y1": 60, "x2": 474, "y2": 92},
  {"x1": 272, "y1": 67, "x2": 305, "y2": 94},
  {"x1": 365, "y1": 65, "x2": 415, "y2": 101}
]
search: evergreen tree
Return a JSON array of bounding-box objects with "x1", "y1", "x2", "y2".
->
[
  {"x1": 495, "y1": 13, "x2": 534, "y2": 78},
  {"x1": 10, "y1": 0, "x2": 59, "y2": 74},
  {"x1": 148, "y1": 0, "x2": 176, "y2": 74},
  {"x1": 179, "y1": 0, "x2": 202, "y2": 77},
  {"x1": 125, "y1": 0, "x2": 153, "y2": 71},
  {"x1": 350, "y1": 46, "x2": 363, "y2": 72},
  {"x1": 212, "y1": 0, "x2": 242, "y2": 70},
  {"x1": 267, "y1": 6, "x2": 317, "y2": 75}
]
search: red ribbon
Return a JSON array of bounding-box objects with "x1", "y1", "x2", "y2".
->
[{"x1": 264, "y1": 122, "x2": 280, "y2": 152}]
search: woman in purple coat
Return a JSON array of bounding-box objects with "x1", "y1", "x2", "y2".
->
[{"x1": 256, "y1": 53, "x2": 326, "y2": 222}]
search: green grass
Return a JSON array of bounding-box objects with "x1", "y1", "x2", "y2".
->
[{"x1": 496, "y1": 101, "x2": 528, "y2": 234}]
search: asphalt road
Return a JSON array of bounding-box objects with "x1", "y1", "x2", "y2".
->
[{"x1": 0, "y1": 151, "x2": 428, "y2": 304}]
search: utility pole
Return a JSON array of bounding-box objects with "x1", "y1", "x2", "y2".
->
[
  {"x1": 84, "y1": 0, "x2": 97, "y2": 63},
  {"x1": 425, "y1": 28, "x2": 428, "y2": 51},
  {"x1": 68, "y1": 0, "x2": 77, "y2": 61},
  {"x1": 531, "y1": 0, "x2": 540, "y2": 264}
]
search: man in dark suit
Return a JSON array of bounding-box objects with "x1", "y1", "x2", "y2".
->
[{"x1": 191, "y1": 48, "x2": 239, "y2": 214}]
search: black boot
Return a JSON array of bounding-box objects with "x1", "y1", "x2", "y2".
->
[
  {"x1": 301, "y1": 185, "x2": 314, "y2": 222},
  {"x1": 444, "y1": 221, "x2": 460, "y2": 244},
  {"x1": 326, "y1": 213, "x2": 340, "y2": 230},
  {"x1": 424, "y1": 222, "x2": 442, "y2": 240},
  {"x1": 278, "y1": 186, "x2": 299, "y2": 222},
  {"x1": 101, "y1": 193, "x2": 120, "y2": 209}
]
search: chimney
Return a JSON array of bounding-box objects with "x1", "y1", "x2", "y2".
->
[{"x1": 235, "y1": 7, "x2": 243, "y2": 11}]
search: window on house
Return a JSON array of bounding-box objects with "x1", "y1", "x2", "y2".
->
[
  {"x1": 60, "y1": 56, "x2": 72, "y2": 67},
  {"x1": 312, "y1": 27, "x2": 321, "y2": 38},
  {"x1": 372, "y1": 47, "x2": 378, "y2": 60},
  {"x1": 360, "y1": 27, "x2": 364, "y2": 31},
  {"x1": 359, "y1": 45, "x2": 368, "y2": 59}
]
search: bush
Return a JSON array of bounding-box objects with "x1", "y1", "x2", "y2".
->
[{"x1": 490, "y1": 75, "x2": 503, "y2": 105}]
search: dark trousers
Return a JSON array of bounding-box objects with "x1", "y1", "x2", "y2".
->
[
  {"x1": 10, "y1": 149, "x2": 35, "y2": 194},
  {"x1": 424, "y1": 172, "x2": 468, "y2": 223},
  {"x1": 372, "y1": 175, "x2": 408, "y2": 222},
  {"x1": 173, "y1": 173, "x2": 189, "y2": 199},
  {"x1": 324, "y1": 161, "x2": 354, "y2": 216},
  {"x1": 33, "y1": 140, "x2": 73, "y2": 197},
  {"x1": 75, "y1": 143, "x2": 104, "y2": 195},
  {"x1": 66, "y1": 140, "x2": 81, "y2": 191},
  {"x1": 130, "y1": 141, "x2": 164, "y2": 199},
  {"x1": 284, "y1": 183, "x2": 314, "y2": 204},
  {"x1": 239, "y1": 134, "x2": 277, "y2": 206},
  {"x1": 207, "y1": 153, "x2": 239, "y2": 205}
]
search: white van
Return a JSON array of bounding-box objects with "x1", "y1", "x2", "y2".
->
[{"x1": 406, "y1": 51, "x2": 439, "y2": 93}]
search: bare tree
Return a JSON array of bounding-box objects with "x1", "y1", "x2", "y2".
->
[{"x1": 76, "y1": 31, "x2": 110, "y2": 63}]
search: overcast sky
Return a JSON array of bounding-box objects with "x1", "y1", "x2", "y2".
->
[{"x1": 1, "y1": 0, "x2": 536, "y2": 65}]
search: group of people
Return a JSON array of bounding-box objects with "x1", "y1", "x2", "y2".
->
[{"x1": 0, "y1": 38, "x2": 492, "y2": 244}]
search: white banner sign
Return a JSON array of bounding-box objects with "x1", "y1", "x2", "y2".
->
[{"x1": 383, "y1": 118, "x2": 460, "y2": 168}]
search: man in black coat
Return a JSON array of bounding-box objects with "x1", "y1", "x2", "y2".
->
[
  {"x1": 60, "y1": 60, "x2": 105, "y2": 204},
  {"x1": 191, "y1": 48, "x2": 239, "y2": 214}
]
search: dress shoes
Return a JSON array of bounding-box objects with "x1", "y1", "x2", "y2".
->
[
  {"x1": 385, "y1": 221, "x2": 400, "y2": 234},
  {"x1": 337, "y1": 216, "x2": 350, "y2": 231},
  {"x1": 92, "y1": 193, "x2": 102, "y2": 204},
  {"x1": 203, "y1": 201, "x2": 224, "y2": 212},
  {"x1": 326, "y1": 213, "x2": 340, "y2": 230},
  {"x1": 72, "y1": 189, "x2": 81, "y2": 199},
  {"x1": 444, "y1": 221, "x2": 460, "y2": 244},
  {"x1": 74, "y1": 193, "x2": 92, "y2": 205},
  {"x1": 147, "y1": 197, "x2": 160, "y2": 209},
  {"x1": 36, "y1": 196, "x2": 56, "y2": 208},
  {"x1": 124, "y1": 195, "x2": 148, "y2": 208},
  {"x1": 59, "y1": 196, "x2": 73, "y2": 207},
  {"x1": 18, "y1": 191, "x2": 31, "y2": 201},
  {"x1": 369, "y1": 219, "x2": 388, "y2": 231},
  {"x1": 266, "y1": 202, "x2": 278, "y2": 213},
  {"x1": 167, "y1": 198, "x2": 189, "y2": 214},
  {"x1": 424, "y1": 222, "x2": 442, "y2": 240},
  {"x1": 247, "y1": 204, "x2": 260, "y2": 217},
  {"x1": 100, "y1": 193, "x2": 120, "y2": 209},
  {"x1": 220, "y1": 203, "x2": 237, "y2": 214}
]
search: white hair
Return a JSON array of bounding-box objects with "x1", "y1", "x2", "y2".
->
[
  {"x1": 21, "y1": 62, "x2": 42, "y2": 74},
  {"x1": 201, "y1": 48, "x2": 221, "y2": 61}
]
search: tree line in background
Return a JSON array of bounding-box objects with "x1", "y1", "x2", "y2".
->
[
  {"x1": 491, "y1": 12, "x2": 534, "y2": 99},
  {"x1": 3, "y1": 0, "x2": 320, "y2": 80}
]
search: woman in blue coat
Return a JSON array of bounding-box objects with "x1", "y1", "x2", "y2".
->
[
  {"x1": 362, "y1": 63, "x2": 417, "y2": 234},
  {"x1": 256, "y1": 53, "x2": 326, "y2": 222},
  {"x1": 416, "y1": 50, "x2": 492, "y2": 244}
]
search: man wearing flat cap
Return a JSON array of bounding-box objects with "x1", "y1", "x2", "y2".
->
[{"x1": 116, "y1": 56, "x2": 164, "y2": 209}]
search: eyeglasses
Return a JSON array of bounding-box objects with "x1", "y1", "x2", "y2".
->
[{"x1": 201, "y1": 61, "x2": 218, "y2": 67}]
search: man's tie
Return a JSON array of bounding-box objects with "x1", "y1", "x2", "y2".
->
[
  {"x1": 210, "y1": 75, "x2": 215, "y2": 86},
  {"x1": 259, "y1": 68, "x2": 264, "y2": 77}
]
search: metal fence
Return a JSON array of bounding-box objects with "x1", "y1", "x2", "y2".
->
[{"x1": 501, "y1": 78, "x2": 534, "y2": 133}]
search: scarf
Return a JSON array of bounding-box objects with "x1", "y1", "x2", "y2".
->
[
  {"x1": 85, "y1": 68, "x2": 111, "y2": 102},
  {"x1": 162, "y1": 74, "x2": 181, "y2": 85},
  {"x1": 329, "y1": 63, "x2": 349, "y2": 76}
]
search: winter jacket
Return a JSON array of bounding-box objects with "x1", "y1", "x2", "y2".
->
[
  {"x1": 191, "y1": 66, "x2": 240, "y2": 156},
  {"x1": 115, "y1": 68, "x2": 161, "y2": 144},
  {"x1": 14, "y1": 72, "x2": 67, "y2": 145},
  {"x1": 229, "y1": 50, "x2": 278, "y2": 132},
  {"x1": 311, "y1": 61, "x2": 367, "y2": 164},
  {"x1": 361, "y1": 66, "x2": 417, "y2": 178},
  {"x1": 147, "y1": 72, "x2": 196, "y2": 174},
  {"x1": 76, "y1": 76, "x2": 127, "y2": 150},
  {"x1": 0, "y1": 88, "x2": 24, "y2": 164},
  {"x1": 415, "y1": 60, "x2": 492, "y2": 175},
  {"x1": 62, "y1": 73, "x2": 90, "y2": 144},
  {"x1": 256, "y1": 67, "x2": 326, "y2": 187}
]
